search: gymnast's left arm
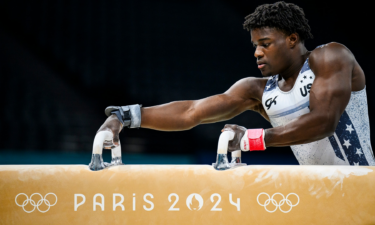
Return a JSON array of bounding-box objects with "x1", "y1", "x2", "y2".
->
[{"x1": 264, "y1": 43, "x2": 355, "y2": 147}]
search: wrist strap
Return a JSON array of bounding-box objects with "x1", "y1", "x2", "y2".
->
[
  {"x1": 105, "y1": 104, "x2": 142, "y2": 128},
  {"x1": 111, "y1": 110, "x2": 130, "y2": 127},
  {"x1": 240, "y1": 129, "x2": 266, "y2": 151}
]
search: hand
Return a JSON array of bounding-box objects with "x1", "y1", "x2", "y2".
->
[
  {"x1": 97, "y1": 114, "x2": 123, "y2": 149},
  {"x1": 221, "y1": 124, "x2": 247, "y2": 152}
]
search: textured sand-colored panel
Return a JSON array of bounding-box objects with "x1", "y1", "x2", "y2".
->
[{"x1": 0, "y1": 165, "x2": 374, "y2": 225}]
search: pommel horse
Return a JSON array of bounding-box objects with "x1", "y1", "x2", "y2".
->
[{"x1": 0, "y1": 131, "x2": 374, "y2": 224}]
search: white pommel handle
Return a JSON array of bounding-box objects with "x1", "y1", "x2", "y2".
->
[
  {"x1": 231, "y1": 150, "x2": 241, "y2": 157},
  {"x1": 217, "y1": 131, "x2": 235, "y2": 154},
  {"x1": 93, "y1": 131, "x2": 113, "y2": 154}
]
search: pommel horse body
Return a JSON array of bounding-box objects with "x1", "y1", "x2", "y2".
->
[{"x1": 0, "y1": 131, "x2": 374, "y2": 225}]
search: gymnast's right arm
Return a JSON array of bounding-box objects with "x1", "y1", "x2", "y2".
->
[
  {"x1": 141, "y1": 79, "x2": 258, "y2": 131},
  {"x1": 97, "y1": 77, "x2": 265, "y2": 144}
]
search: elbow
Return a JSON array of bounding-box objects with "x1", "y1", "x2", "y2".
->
[
  {"x1": 183, "y1": 105, "x2": 200, "y2": 130},
  {"x1": 319, "y1": 117, "x2": 337, "y2": 139},
  {"x1": 304, "y1": 123, "x2": 334, "y2": 144},
  {"x1": 324, "y1": 126, "x2": 335, "y2": 138}
]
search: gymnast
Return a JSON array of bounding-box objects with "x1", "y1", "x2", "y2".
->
[{"x1": 97, "y1": 1, "x2": 375, "y2": 166}]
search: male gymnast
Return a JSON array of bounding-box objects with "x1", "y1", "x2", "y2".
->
[{"x1": 97, "y1": 1, "x2": 375, "y2": 166}]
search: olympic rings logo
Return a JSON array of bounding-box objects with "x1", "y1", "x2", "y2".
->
[
  {"x1": 257, "y1": 192, "x2": 299, "y2": 213},
  {"x1": 15, "y1": 193, "x2": 57, "y2": 213}
]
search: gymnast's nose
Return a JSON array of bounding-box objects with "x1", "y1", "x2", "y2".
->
[{"x1": 254, "y1": 46, "x2": 264, "y2": 59}]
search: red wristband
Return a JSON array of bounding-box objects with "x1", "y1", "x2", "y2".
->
[{"x1": 240, "y1": 129, "x2": 266, "y2": 151}]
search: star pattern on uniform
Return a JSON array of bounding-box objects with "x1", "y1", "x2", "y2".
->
[
  {"x1": 355, "y1": 148, "x2": 363, "y2": 156},
  {"x1": 300, "y1": 80, "x2": 303, "y2": 83},
  {"x1": 303, "y1": 75, "x2": 307, "y2": 79},
  {"x1": 266, "y1": 85, "x2": 271, "y2": 90},
  {"x1": 310, "y1": 76, "x2": 313, "y2": 79},
  {"x1": 343, "y1": 139, "x2": 351, "y2": 149},
  {"x1": 334, "y1": 113, "x2": 367, "y2": 166},
  {"x1": 346, "y1": 124, "x2": 354, "y2": 134}
]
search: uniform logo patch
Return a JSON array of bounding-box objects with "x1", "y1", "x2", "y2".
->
[{"x1": 265, "y1": 96, "x2": 278, "y2": 110}]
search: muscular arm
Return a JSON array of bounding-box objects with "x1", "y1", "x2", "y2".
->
[
  {"x1": 141, "y1": 78, "x2": 265, "y2": 131},
  {"x1": 265, "y1": 43, "x2": 357, "y2": 147}
]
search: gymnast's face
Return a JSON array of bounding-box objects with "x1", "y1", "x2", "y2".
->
[{"x1": 251, "y1": 27, "x2": 295, "y2": 77}]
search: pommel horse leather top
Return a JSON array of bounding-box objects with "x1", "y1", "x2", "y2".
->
[
  {"x1": 0, "y1": 164, "x2": 374, "y2": 225},
  {"x1": 1, "y1": 131, "x2": 374, "y2": 224}
]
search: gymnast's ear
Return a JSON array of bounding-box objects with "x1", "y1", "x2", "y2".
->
[{"x1": 287, "y1": 33, "x2": 299, "y2": 49}]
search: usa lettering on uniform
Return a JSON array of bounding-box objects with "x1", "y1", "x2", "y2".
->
[{"x1": 300, "y1": 83, "x2": 312, "y2": 97}]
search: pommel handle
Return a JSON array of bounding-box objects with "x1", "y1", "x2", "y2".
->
[
  {"x1": 213, "y1": 131, "x2": 247, "y2": 170},
  {"x1": 89, "y1": 131, "x2": 123, "y2": 171},
  {"x1": 231, "y1": 150, "x2": 241, "y2": 158},
  {"x1": 217, "y1": 131, "x2": 235, "y2": 154},
  {"x1": 93, "y1": 131, "x2": 113, "y2": 155},
  {"x1": 213, "y1": 131, "x2": 235, "y2": 171}
]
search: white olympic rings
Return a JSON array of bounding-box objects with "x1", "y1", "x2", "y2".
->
[
  {"x1": 15, "y1": 193, "x2": 58, "y2": 213},
  {"x1": 257, "y1": 192, "x2": 299, "y2": 213}
]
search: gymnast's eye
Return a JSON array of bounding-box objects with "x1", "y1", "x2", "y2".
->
[{"x1": 263, "y1": 43, "x2": 270, "y2": 48}]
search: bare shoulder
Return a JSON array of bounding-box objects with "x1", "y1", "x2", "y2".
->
[
  {"x1": 311, "y1": 42, "x2": 353, "y2": 58},
  {"x1": 244, "y1": 76, "x2": 268, "y2": 90},
  {"x1": 231, "y1": 77, "x2": 268, "y2": 101},
  {"x1": 309, "y1": 42, "x2": 355, "y2": 75},
  {"x1": 225, "y1": 77, "x2": 267, "y2": 103}
]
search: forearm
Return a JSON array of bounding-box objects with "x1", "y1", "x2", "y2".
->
[
  {"x1": 141, "y1": 94, "x2": 250, "y2": 131},
  {"x1": 141, "y1": 101, "x2": 198, "y2": 131},
  {"x1": 264, "y1": 112, "x2": 336, "y2": 147}
]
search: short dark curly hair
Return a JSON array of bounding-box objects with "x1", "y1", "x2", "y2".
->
[{"x1": 243, "y1": 1, "x2": 313, "y2": 42}]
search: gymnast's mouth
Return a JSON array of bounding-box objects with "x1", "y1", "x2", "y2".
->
[{"x1": 257, "y1": 61, "x2": 266, "y2": 69}]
